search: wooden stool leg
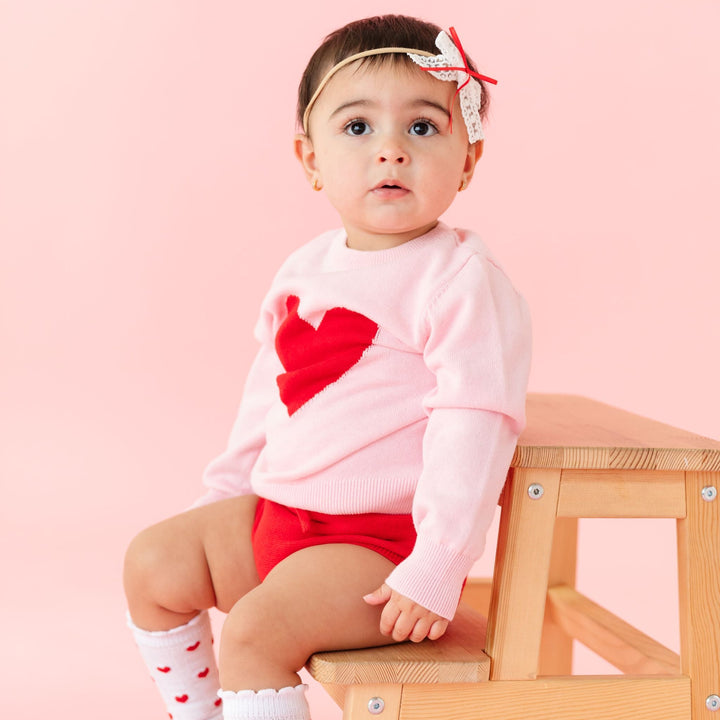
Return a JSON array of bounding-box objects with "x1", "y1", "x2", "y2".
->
[
  {"x1": 485, "y1": 467, "x2": 561, "y2": 680},
  {"x1": 539, "y1": 516, "x2": 578, "y2": 676},
  {"x1": 677, "y1": 471, "x2": 720, "y2": 719}
]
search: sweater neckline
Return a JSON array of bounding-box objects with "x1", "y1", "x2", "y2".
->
[{"x1": 327, "y1": 222, "x2": 451, "y2": 269}]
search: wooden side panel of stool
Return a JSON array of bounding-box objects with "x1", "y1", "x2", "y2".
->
[
  {"x1": 485, "y1": 467, "x2": 561, "y2": 679},
  {"x1": 399, "y1": 676, "x2": 691, "y2": 720},
  {"x1": 343, "y1": 684, "x2": 402, "y2": 720},
  {"x1": 677, "y1": 471, "x2": 720, "y2": 719}
]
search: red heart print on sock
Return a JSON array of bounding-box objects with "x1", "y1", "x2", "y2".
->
[
  {"x1": 275, "y1": 295, "x2": 378, "y2": 416},
  {"x1": 175, "y1": 695, "x2": 189, "y2": 703},
  {"x1": 215, "y1": 699, "x2": 222, "y2": 707},
  {"x1": 157, "y1": 666, "x2": 171, "y2": 673},
  {"x1": 186, "y1": 641, "x2": 200, "y2": 651},
  {"x1": 198, "y1": 668, "x2": 209, "y2": 678}
]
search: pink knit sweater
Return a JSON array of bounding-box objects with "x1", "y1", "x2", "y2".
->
[{"x1": 196, "y1": 222, "x2": 532, "y2": 619}]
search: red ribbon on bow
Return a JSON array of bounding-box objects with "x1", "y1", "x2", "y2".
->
[{"x1": 416, "y1": 26, "x2": 498, "y2": 135}]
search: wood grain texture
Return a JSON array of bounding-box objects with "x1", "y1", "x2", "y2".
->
[
  {"x1": 539, "y1": 517, "x2": 578, "y2": 675},
  {"x1": 399, "y1": 676, "x2": 691, "y2": 720},
  {"x1": 676, "y1": 471, "x2": 720, "y2": 718},
  {"x1": 556, "y1": 469, "x2": 686, "y2": 518},
  {"x1": 485, "y1": 468, "x2": 561, "y2": 679},
  {"x1": 514, "y1": 395, "x2": 720, "y2": 471}
]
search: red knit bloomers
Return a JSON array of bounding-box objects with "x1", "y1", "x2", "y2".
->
[{"x1": 251, "y1": 497, "x2": 417, "y2": 580}]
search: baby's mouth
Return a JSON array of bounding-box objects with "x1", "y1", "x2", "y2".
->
[{"x1": 371, "y1": 180, "x2": 410, "y2": 197}]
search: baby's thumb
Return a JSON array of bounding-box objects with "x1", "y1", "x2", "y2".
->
[{"x1": 363, "y1": 583, "x2": 392, "y2": 606}]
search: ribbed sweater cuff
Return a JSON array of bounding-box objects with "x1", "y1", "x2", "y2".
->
[{"x1": 384, "y1": 535, "x2": 477, "y2": 620}]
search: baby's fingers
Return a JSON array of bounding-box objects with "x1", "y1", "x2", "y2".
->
[
  {"x1": 363, "y1": 584, "x2": 392, "y2": 606},
  {"x1": 389, "y1": 611, "x2": 417, "y2": 642},
  {"x1": 428, "y1": 618, "x2": 449, "y2": 640},
  {"x1": 379, "y1": 601, "x2": 401, "y2": 637},
  {"x1": 408, "y1": 617, "x2": 433, "y2": 643}
]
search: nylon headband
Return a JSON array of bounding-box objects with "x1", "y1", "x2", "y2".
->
[{"x1": 301, "y1": 47, "x2": 435, "y2": 133}]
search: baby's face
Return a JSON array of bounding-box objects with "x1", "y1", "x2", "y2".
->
[{"x1": 297, "y1": 59, "x2": 482, "y2": 251}]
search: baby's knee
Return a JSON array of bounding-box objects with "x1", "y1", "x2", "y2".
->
[
  {"x1": 123, "y1": 525, "x2": 173, "y2": 598},
  {"x1": 220, "y1": 596, "x2": 306, "y2": 671},
  {"x1": 220, "y1": 599, "x2": 268, "y2": 654}
]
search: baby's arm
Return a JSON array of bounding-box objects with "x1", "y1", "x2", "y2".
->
[{"x1": 383, "y1": 255, "x2": 532, "y2": 624}]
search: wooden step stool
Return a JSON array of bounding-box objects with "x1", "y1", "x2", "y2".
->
[{"x1": 307, "y1": 394, "x2": 720, "y2": 720}]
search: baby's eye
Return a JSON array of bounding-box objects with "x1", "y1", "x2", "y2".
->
[
  {"x1": 344, "y1": 120, "x2": 371, "y2": 136},
  {"x1": 409, "y1": 121, "x2": 438, "y2": 137}
]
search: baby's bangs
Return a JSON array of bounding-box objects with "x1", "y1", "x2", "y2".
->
[{"x1": 351, "y1": 52, "x2": 424, "y2": 77}]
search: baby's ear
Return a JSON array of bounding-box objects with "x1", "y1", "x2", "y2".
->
[
  {"x1": 462, "y1": 139, "x2": 484, "y2": 182},
  {"x1": 294, "y1": 133, "x2": 317, "y2": 180},
  {"x1": 473, "y1": 139, "x2": 484, "y2": 161},
  {"x1": 468, "y1": 139, "x2": 484, "y2": 166}
]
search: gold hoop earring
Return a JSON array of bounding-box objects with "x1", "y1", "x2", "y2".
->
[
  {"x1": 312, "y1": 178, "x2": 322, "y2": 191},
  {"x1": 458, "y1": 179, "x2": 468, "y2": 192}
]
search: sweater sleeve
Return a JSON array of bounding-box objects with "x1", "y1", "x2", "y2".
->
[
  {"x1": 191, "y1": 312, "x2": 284, "y2": 508},
  {"x1": 384, "y1": 255, "x2": 532, "y2": 620}
]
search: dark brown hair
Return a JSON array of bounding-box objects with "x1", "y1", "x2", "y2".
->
[{"x1": 297, "y1": 15, "x2": 491, "y2": 131}]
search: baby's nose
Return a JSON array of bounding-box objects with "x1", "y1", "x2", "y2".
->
[
  {"x1": 379, "y1": 151, "x2": 406, "y2": 164},
  {"x1": 376, "y1": 137, "x2": 409, "y2": 164}
]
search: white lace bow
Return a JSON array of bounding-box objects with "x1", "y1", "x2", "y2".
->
[{"x1": 407, "y1": 31, "x2": 484, "y2": 143}]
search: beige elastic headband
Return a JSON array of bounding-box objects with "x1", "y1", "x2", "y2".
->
[{"x1": 301, "y1": 47, "x2": 435, "y2": 134}]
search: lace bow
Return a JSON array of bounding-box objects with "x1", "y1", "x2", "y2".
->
[{"x1": 407, "y1": 28, "x2": 496, "y2": 143}]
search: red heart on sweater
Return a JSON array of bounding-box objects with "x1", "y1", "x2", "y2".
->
[
  {"x1": 275, "y1": 295, "x2": 378, "y2": 416},
  {"x1": 157, "y1": 666, "x2": 171, "y2": 673},
  {"x1": 175, "y1": 695, "x2": 188, "y2": 703},
  {"x1": 186, "y1": 641, "x2": 200, "y2": 651},
  {"x1": 198, "y1": 667, "x2": 210, "y2": 678}
]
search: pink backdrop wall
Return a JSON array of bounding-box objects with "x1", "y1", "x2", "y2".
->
[{"x1": 1, "y1": 1, "x2": 718, "y2": 718}]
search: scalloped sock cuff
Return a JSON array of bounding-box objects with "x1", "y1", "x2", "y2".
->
[{"x1": 218, "y1": 685, "x2": 311, "y2": 720}]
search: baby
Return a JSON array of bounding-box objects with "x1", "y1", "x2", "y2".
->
[{"x1": 124, "y1": 14, "x2": 531, "y2": 720}]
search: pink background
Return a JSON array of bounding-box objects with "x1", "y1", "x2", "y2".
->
[{"x1": 1, "y1": 1, "x2": 718, "y2": 718}]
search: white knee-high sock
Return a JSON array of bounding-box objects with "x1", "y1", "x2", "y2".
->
[
  {"x1": 218, "y1": 685, "x2": 311, "y2": 720},
  {"x1": 128, "y1": 610, "x2": 223, "y2": 720}
]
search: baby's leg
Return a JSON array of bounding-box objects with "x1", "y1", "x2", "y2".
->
[
  {"x1": 218, "y1": 543, "x2": 397, "y2": 692},
  {"x1": 124, "y1": 495, "x2": 260, "y2": 629},
  {"x1": 123, "y1": 495, "x2": 260, "y2": 719}
]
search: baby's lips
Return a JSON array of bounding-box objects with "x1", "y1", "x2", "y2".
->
[{"x1": 372, "y1": 178, "x2": 408, "y2": 191}]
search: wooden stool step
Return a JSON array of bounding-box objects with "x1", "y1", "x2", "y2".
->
[
  {"x1": 306, "y1": 604, "x2": 489, "y2": 706},
  {"x1": 305, "y1": 396, "x2": 720, "y2": 719}
]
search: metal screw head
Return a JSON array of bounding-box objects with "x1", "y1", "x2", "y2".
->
[
  {"x1": 701, "y1": 486, "x2": 718, "y2": 502},
  {"x1": 368, "y1": 697, "x2": 385, "y2": 715},
  {"x1": 528, "y1": 483, "x2": 545, "y2": 499},
  {"x1": 706, "y1": 695, "x2": 720, "y2": 711}
]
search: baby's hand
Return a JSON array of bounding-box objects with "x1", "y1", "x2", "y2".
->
[{"x1": 363, "y1": 584, "x2": 448, "y2": 643}]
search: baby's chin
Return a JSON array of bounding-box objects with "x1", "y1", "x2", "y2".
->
[{"x1": 343, "y1": 220, "x2": 440, "y2": 251}]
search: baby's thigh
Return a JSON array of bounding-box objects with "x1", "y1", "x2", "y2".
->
[
  {"x1": 124, "y1": 495, "x2": 260, "y2": 623},
  {"x1": 221, "y1": 544, "x2": 397, "y2": 670}
]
